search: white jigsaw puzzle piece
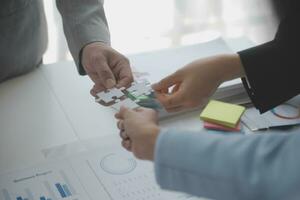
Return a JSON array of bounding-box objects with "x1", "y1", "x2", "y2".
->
[
  {"x1": 96, "y1": 88, "x2": 125, "y2": 103},
  {"x1": 126, "y1": 81, "x2": 152, "y2": 96},
  {"x1": 111, "y1": 98, "x2": 140, "y2": 111}
]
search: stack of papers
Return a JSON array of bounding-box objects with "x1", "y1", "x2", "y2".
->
[
  {"x1": 129, "y1": 38, "x2": 250, "y2": 107},
  {"x1": 128, "y1": 38, "x2": 250, "y2": 119}
]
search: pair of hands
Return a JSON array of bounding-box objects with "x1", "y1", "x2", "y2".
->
[
  {"x1": 82, "y1": 42, "x2": 159, "y2": 160},
  {"x1": 81, "y1": 42, "x2": 243, "y2": 161},
  {"x1": 115, "y1": 54, "x2": 244, "y2": 160},
  {"x1": 82, "y1": 42, "x2": 242, "y2": 111}
]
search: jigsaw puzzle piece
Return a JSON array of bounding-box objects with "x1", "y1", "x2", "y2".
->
[
  {"x1": 126, "y1": 81, "x2": 152, "y2": 97},
  {"x1": 95, "y1": 88, "x2": 125, "y2": 104}
]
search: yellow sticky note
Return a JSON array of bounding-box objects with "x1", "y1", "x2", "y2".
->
[{"x1": 200, "y1": 100, "x2": 245, "y2": 128}]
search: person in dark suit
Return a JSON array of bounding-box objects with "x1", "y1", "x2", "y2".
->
[{"x1": 115, "y1": 1, "x2": 300, "y2": 199}]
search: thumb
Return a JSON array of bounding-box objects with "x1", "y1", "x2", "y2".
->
[
  {"x1": 152, "y1": 72, "x2": 181, "y2": 91},
  {"x1": 119, "y1": 106, "x2": 136, "y2": 119},
  {"x1": 95, "y1": 61, "x2": 116, "y2": 89},
  {"x1": 118, "y1": 106, "x2": 129, "y2": 119}
]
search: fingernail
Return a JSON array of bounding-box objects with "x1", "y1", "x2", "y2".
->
[{"x1": 106, "y1": 79, "x2": 116, "y2": 88}]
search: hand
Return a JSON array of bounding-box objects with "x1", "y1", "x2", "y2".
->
[
  {"x1": 82, "y1": 42, "x2": 133, "y2": 95},
  {"x1": 115, "y1": 107, "x2": 160, "y2": 161},
  {"x1": 152, "y1": 54, "x2": 244, "y2": 112}
]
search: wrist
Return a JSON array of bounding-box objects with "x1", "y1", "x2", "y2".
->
[
  {"x1": 218, "y1": 54, "x2": 245, "y2": 82},
  {"x1": 147, "y1": 125, "x2": 160, "y2": 161},
  {"x1": 83, "y1": 41, "x2": 109, "y2": 52}
]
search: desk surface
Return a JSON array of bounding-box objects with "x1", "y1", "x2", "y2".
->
[{"x1": 0, "y1": 37, "x2": 255, "y2": 173}]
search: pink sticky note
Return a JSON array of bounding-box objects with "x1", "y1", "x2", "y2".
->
[{"x1": 204, "y1": 121, "x2": 241, "y2": 132}]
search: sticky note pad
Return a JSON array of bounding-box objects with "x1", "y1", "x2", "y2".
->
[
  {"x1": 204, "y1": 121, "x2": 241, "y2": 132},
  {"x1": 200, "y1": 100, "x2": 245, "y2": 128}
]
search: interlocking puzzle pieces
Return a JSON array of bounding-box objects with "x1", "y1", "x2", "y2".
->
[
  {"x1": 125, "y1": 80, "x2": 164, "y2": 110},
  {"x1": 95, "y1": 80, "x2": 160, "y2": 111},
  {"x1": 95, "y1": 87, "x2": 140, "y2": 110}
]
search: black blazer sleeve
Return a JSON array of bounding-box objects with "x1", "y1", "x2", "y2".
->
[{"x1": 238, "y1": 0, "x2": 300, "y2": 113}]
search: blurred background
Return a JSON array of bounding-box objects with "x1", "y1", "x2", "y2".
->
[{"x1": 43, "y1": 0, "x2": 278, "y2": 64}]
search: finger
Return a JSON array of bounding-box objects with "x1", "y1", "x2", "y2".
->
[
  {"x1": 133, "y1": 107, "x2": 146, "y2": 112},
  {"x1": 117, "y1": 120, "x2": 125, "y2": 130},
  {"x1": 153, "y1": 88, "x2": 169, "y2": 95},
  {"x1": 94, "y1": 61, "x2": 116, "y2": 89},
  {"x1": 90, "y1": 85, "x2": 97, "y2": 97},
  {"x1": 162, "y1": 88, "x2": 169, "y2": 94},
  {"x1": 115, "y1": 64, "x2": 133, "y2": 88},
  {"x1": 122, "y1": 139, "x2": 132, "y2": 151},
  {"x1": 118, "y1": 106, "x2": 129, "y2": 119},
  {"x1": 91, "y1": 89, "x2": 98, "y2": 97},
  {"x1": 116, "y1": 76, "x2": 133, "y2": 89},
  {"x1": 119, "y1": 130, "x2": 129, "y2": 140},
  {"x1": 115, "y1": 106, "x2": 134, "y2": 119},
  {"x1": 152, "y1": 72, "x2": 181, "y2": 91},
  {"x1": 91, "y1": 84, "x2": 106, "y2": 96},
  {"x1": 87, "y1": 72, "x2": 101, "y2": 85},
  {"x1": 165, "y1": 105, "x2": 184, "y2": 113},
  {"x1": 156, "y1": 91, "x2": 184, "y2": 108},
  {"x1": 115, "y1": 112, "x2": 122, "y2": 119},
  {"x1": 171, "y1": 84, "x2": 180, "y2": 94},
  {"x1": 155, "y1": 84, "x2": 180, "y2": 96},
  {"x1": 134, "y1": 107, "x2": 157, "y2": 115},
  {"x1": 122, "y1": 107, "x2": 138, "y2": 119},
  {"x1": 88, "y1": 73, "x2": 105, "y2": 96}
]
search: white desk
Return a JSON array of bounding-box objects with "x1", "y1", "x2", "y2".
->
[
  {"x1": 0, "y1": 38, "x2": 255, "y2": 173},
  {"x1": 0, "y1": 63, "x2": 120, "y2": 173}
]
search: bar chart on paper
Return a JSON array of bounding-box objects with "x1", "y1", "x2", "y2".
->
[{"x1": 0, "y1": 162, "x2": 90, "y2": 200}]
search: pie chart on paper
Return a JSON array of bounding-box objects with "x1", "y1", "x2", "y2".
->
[{"x1": 100, "y1": 153, "x2": 137, "y2": 175}]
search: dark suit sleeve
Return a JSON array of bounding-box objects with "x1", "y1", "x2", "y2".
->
[{"x1": 238, "y1": 0, "x2": 300, "y2": 113}]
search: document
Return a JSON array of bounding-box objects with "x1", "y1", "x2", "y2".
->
[
  {"x1": 69, "y1": 136, "x2": 206, "y2": 200},
  {"x1": 242, "y1": 95, "x2": 300, "y2": 131},
  {"x1": 0, "y1": 162, "x2": 90, "y2": 200},
  {"x1": 1, "y1": 136, "x2": 208, "y2": 200}
]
